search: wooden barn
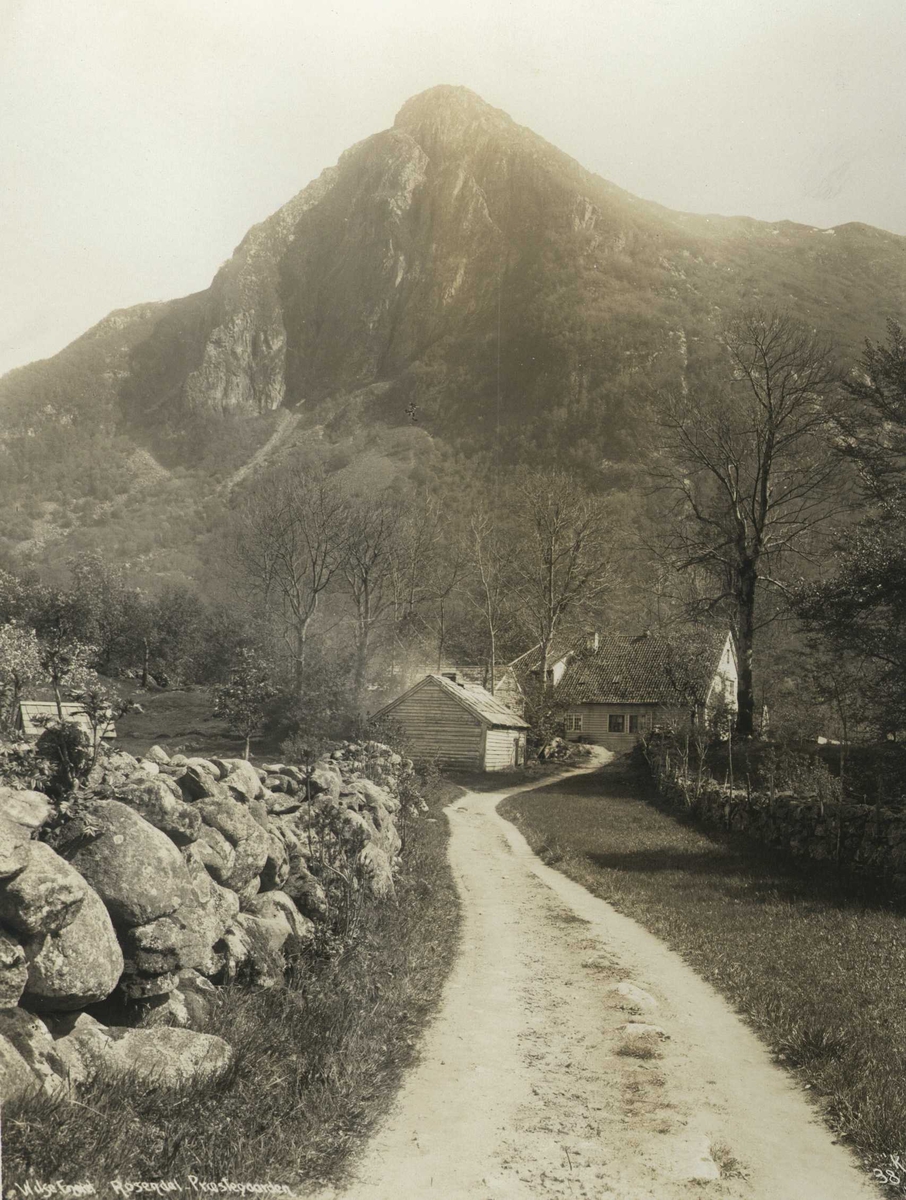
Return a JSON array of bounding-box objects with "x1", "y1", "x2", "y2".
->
[{"x1": 372, "y1": 673, "x2": 529, "y2": 771}]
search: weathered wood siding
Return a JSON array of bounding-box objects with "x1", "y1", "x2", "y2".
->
[
  {"x1": 387, "y1": 679, "x2": 483, "y2": 768},
  {"x1": 566, "y1": 703, "x2": 660, "y2": 751},
  {"x1": 484, "y1": 728, "x2": 527, "y2": 771}
]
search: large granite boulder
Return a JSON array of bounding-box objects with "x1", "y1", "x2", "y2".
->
[
  {"x1": 0, "y1": 787, "x2": 52, "y2": 834},
  {"x1": 0, "y1": 819, "x2": 29, "y2": 881},
  {"x1": 245, "y1": 891, "x2": 314, "y2": 955},
  {"x1": 283, "y1": 858, "x2": 329, "y2": 923},
  {"x1": 192, "y1": 823, "x2": 236, "y2": 885},
  {"x1": 50, "y1": 1013, "x2": 233, "y2": 1090},
  {"x1": 185, "y1": 757, "x2": 221, "y2": 779},
  {"x1": 308, "y1": 765, "x2": 341, "y2": 802},
  {"x1": 207, "y1": 874, "x2": 241, "y2": 929},
  {"x1": 119, "y1": 967, "x2": 180, "y2": 1002},
  {"x1": 341, "y1": 808, "x2": 375, "y2": 847},
  {"x1": 352, "y1": 777, "x2": 400, "y2": 815},
  {"x1": 0, "y1": 929, "x2": 27, "y2": 1007},
  {"x1": 56, "y1": 799, "x2": 194, "y2": 928},
  {"x1": 121, "y1": 909, "x2": 211, "y2": 978},
  {"x1": 196, "y1": 795, "x2": 269, "y2": 892},
  {"x1": 0, "y1": 840, "x2": 89, "y2": 937},
  {"x1": 357, "y1": 843, "x2": 395, "y2": 900},
  {"x1": 178, "y1": 765, "x2": 225, "y2": 801},
  {"x1": 122, "y1": 847, "x2": 237, "y2": 985},
  {"x1": 0, "y1": 1008, "x2": 69, "y2": 1096},
  {"x1": 259, "y1": 830, "x2": 290, "y2": 891},
  {"x1": 216, "y1": 759, "x2": 264, "y2": 803},
  {"x1": 0, "y1": 1028, "x2": 44, "y2": 1100},
  {"x1": 21, "y1": 882, "x2": 123, "y2": 1012},
  {"x1": 114, "y1": 778, "x2": 201, "y2": 846},
  {"x1": 234, "y1": 876, "x2": 260, "y2": 909},
  {"x1": 135, "y1": 968, "x2": 219, "y2": 1030},
  {"x1": 219, "y1": 915, "x2": 285, "y2": 986}
]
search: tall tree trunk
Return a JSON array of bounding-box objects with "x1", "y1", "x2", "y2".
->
[
  {"x1": 354, "y1": 624, "x2": 369, "y2": 699},
  {"x1": 354, "y1": 583, "x2": 371, "y2": 699},
  {"x1": 437, "y1": 598, "x2": 446, "y2": 672},
  {"x1": 736, "y1": 563, "x2": 757, "y2": 737},
  {"x1": 294, "y1": 615, "x2": 311, "y2": 691},
  {"x1": 141, "y1": 638, "x2": 150, "y2": 689}
]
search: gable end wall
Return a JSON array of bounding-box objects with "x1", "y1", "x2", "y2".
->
[{"x1": 386, "y1": 680, "x2": 483, "y2": 768}]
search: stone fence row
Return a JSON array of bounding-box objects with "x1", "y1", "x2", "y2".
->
[{"x1": 641, "y1": 738, "x2": 906, "y2": 888}]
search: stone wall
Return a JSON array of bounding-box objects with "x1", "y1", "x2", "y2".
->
[
  {"x1": 0, "y1": 739, "x2": 414, "y2": 1101},
  {"x1": 642, "y1": 740, "x2": 906, "y2": 887}
]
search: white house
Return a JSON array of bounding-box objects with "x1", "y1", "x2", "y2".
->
[{"x1": 556, "y1": 631, "x2": 738, "y2": 752}]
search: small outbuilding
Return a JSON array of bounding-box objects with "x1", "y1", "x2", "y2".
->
[
  {"x1": 17, "y1": 701, "x2": 117, "y2": 742},
  {"x1": 372, "y1": 673, "x2": 529, "y2": 771}
]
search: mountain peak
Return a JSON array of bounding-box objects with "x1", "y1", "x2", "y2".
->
[{"x1": 393, "y1": 85, "x2": 514, "y2": 145}]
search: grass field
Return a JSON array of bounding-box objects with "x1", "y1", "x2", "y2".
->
[
  {"x1": 4, "y1": 778, "x2": 463, "y2": 1193},
  {"x1": 114, "y1": 685, "x2": 251, "y2": 760},
  {"x1": 499, "y1": 756, "x2": 906, "y2": 1186}
]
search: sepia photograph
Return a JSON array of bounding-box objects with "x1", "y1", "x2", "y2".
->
[{"x1": 1, "y1": 1, "x2": 905, "y2": 1196}]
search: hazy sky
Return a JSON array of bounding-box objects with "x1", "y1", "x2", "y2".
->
[{"x1": 2, "y1": 0, "x2": 905, "y2": 376}]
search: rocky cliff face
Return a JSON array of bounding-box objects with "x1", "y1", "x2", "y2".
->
[{"x1": 2, "y1": 84, "x2": 905, "y2": 523}]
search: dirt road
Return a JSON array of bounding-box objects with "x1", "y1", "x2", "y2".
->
[{"x1": 322, "y1": 762, "x2": 880, "y2": 1200}]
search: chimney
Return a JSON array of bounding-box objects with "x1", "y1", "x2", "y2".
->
[{"x1": 588, "y1": 631, "x2": 600, "y2": 652}]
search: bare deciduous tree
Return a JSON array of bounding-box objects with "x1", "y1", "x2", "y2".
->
[
  {"x1": 463, "y1": 505, "x2": 511, "y2": 693},
  {"x1": 341, "y1": 494, "x2": 405, "y2": 697},
  {"x1": 390, "y1": 489, "x2": 465, "y2": 671},
  {"x1": 234, "y1": 466, "x2": 349, "y2": 688},
  {"x1": 651, "y1": 310, "x2": 844, "y2": 735},
  {"x1": 510, "y1": 469, "x2": 617, "y2": 687}
]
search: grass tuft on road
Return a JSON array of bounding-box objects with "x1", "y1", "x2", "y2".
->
[
  {"x1": 500, "y1": 756, "x2": 906, "y2": 1183},
  {"x1": 4, "y1": 779, "x2": 462, "y2": 1195}
]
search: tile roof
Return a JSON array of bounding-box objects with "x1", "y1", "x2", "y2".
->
[{"x1": 556, "y1": 632, "x2": 728, "y2": 706}]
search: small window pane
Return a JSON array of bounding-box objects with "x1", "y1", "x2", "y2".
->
[
  {"x1": 608, "y1": 714, "x2": 625, "y2": 733},
  {"x1": 628, "y1": 714, "x2": 641, "y2": 734}
]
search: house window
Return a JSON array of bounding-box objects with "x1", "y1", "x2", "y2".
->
[
  {"x1": 608, "y1": 714, "x2": 625, "y2": 733},
  {"x1": 628, "y1": 714, "x2": 642, "y2": 734},
  {"x1": 566, "y1": 713, "x2": 583, "y2": 733}
]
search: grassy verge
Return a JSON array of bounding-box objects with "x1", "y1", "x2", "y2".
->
[
  {"x1": 4, "y1": 778, "x2": 463, "y2": 1196},
  {"x1": 499, "y1": 756, "x2": 906, "y2": 1187}
]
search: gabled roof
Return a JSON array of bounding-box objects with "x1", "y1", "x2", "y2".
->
[
  {"x1": 17, "y1": 701, "x2": 117, "y2": 740},
  {"x1": 373, "y1": 674, "x2": 529, "y2": 728},
  {"x1": 507, "y1": 636, "x2": 577, "y2": 676},
  {"x1": 557, "y1": 631, "x2": 733, "y2": 707}
]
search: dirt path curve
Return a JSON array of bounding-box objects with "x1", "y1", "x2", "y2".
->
[{"x1": 319, "y1": 761, "x2": 880, "y2": 1200}]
